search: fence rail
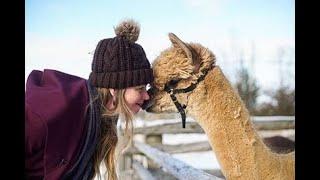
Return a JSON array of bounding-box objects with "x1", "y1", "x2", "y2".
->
[
  {"x1": 134, "y1": 142, "x2": 223, "y2": 180},
  {"x1": 134, "y1": 118, "x2": 294, "y2": 135},
  {"x1": 132, "y1": 160, "x2": 156, "y2": 180},
  {"x1": 126, "y1": 141, "x2": 212, "y2": 154}
]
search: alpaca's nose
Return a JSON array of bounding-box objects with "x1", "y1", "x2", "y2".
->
[
  {"x1": 147, "y1": 87, "x2": 156, "y2": 97},
  {"x1": 141, "y1": 99, "x2": 154, "y2": 111}
]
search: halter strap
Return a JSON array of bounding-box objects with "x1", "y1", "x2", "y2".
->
[{"x1": 164, "y1": 66, "x2": 214, "y2": 128}]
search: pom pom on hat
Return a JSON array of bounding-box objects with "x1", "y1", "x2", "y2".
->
[{"x1": 114, "y1": 19, "x2": 140, "y2": 42}]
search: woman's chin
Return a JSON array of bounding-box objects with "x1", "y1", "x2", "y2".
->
[{"x1": 130, "y1": 106, "x2": 141, "y2": 114}]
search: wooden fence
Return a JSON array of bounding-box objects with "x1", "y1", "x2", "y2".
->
[{"x1": 118, "y1": 116, "x2": 295, "y2": 180}]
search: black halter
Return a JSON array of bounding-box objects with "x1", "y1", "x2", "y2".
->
[{"x1": 164, "y1": 66, "x2": 214, "y2": 128}]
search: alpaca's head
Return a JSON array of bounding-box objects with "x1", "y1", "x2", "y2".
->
[{"x1": 145, "y1": 33, "x2": 216, "y2": 113}]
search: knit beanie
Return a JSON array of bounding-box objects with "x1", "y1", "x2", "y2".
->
[{"x1": 89, "y1": 19, "x2": 154, "y2": 89}]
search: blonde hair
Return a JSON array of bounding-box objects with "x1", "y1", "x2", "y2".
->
[{"x1": 92, "y1": 88, "x2": 134, "y2": 180}]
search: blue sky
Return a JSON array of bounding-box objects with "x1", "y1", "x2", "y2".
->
[{"x1": 26, "y1": 0, "x2": 295, "y2": 99}]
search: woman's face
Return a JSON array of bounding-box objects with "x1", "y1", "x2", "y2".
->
[{"x1": 124, "y1": 85, "x2": 150, "y2": 114}]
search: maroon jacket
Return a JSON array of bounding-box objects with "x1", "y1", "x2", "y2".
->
[{"x1": 25, "y1": 69, "x2": 90, "y2": 179}]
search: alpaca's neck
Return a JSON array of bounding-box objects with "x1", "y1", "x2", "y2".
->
[{"x1": 188, "y1": 66, "x2": 294, "y2": 180}]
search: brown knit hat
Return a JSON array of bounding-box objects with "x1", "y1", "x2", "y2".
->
[{"x1": 89, "y1": 19, "x2": 154, "y2": 89}]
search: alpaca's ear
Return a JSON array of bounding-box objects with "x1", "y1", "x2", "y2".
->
[{"x1": 168, "y1": 33, "x2": 193, "y2": 61}]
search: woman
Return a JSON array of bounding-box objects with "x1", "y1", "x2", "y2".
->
[{"x1": 25, "y1": 19, "x2": 153, "y2": 180}]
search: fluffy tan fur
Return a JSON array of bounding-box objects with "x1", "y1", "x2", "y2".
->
[{"x1": 148, "y1": 33, "x2": 295, "y2": 180}]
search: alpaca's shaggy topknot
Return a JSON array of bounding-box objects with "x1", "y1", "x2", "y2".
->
[{"x1": 114, "y1": 19, "x2": 140, "y2": 42}]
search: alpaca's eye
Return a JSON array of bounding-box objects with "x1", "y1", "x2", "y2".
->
[{"x1": 168, "y1": 79, "x2": 181, "y2": 87}]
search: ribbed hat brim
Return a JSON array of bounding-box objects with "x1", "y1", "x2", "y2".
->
[{"x1": 89, "y1": 69, "x2": 154, "y2": 89}]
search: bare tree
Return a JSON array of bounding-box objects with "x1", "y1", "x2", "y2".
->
[
  {"x1": 254, "y1": 46, "x2": 295, "y2": 116},
  {"x1": 255, "y1": 87, "x2": 295, "y2": 115},
  {"x1": 234, "y1": 56, "x2": 260, "y2": 115}
]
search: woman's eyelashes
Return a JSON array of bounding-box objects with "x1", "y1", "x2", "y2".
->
[{"x1": 136, "y1": 86, "x2": 146, "y2": 92}]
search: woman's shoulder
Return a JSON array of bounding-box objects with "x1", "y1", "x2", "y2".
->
[{"x1": 26, "y1": 69, "x2": 86, "y2": 88}]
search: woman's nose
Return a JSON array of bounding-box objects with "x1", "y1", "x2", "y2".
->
[{"x1": 143, "y1": 90, "x2": 150, "y2": 100}]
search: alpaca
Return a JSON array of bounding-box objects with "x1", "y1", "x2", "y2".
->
[{"x1": 145, "y1": 33, "x2": 295, "y2": 180}]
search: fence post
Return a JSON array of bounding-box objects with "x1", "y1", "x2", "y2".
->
[
  {"x1": 118, "y1": 129, "x2": 133, "y2": 177},
  {"x1": 146, "y1": 134, "x2": 162, "y2": 169}
]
